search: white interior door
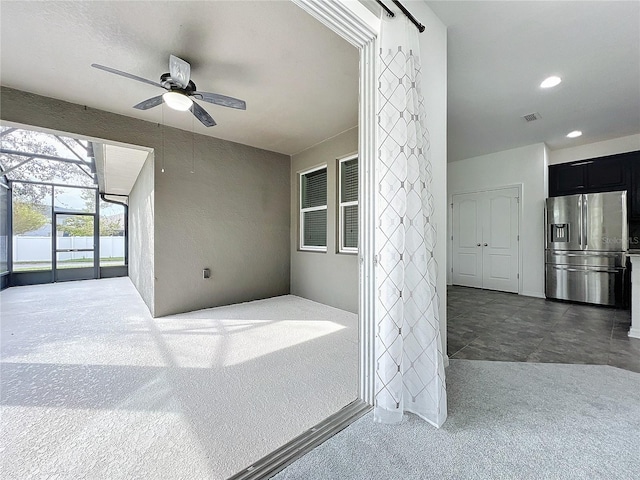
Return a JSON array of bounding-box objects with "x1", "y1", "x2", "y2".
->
[
  {"x1": 482, "y1": 188, "x2": 519, "y2": 292},
  {"x1": 452, "y1": 187, "x2": 520, "y2": 293},
  {"x1": 452, "y1": 193, "x2": 483, "y2": 288}
]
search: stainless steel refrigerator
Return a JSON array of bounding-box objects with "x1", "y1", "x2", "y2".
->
[{"x1": 545, "y1": 191, "x2": 628, "y2": 307}]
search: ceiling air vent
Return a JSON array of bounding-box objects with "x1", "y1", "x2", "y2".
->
[{"x1": 522, "y1": 112, "x2": 541, "y2": 122}]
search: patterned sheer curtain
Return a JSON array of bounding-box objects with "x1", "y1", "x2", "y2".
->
[{"x1": 374, "y1": 12, "x2": 447, "y2": 428}]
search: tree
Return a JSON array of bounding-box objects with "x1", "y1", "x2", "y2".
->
[
  {"x1": 56, "y1": 210, "x2": 122, "y2": 237},
  {"x1": 1, "y1": 127, "x2": 92, "y2": 204},
  {"x1": 100, "y1": 215, "x2": 123, "y2": 236},
  {"x1": 13, "y1": 201, "x2": 47, "y2": 235},
  {"x1": 57, "y1": 215, "x2": 93, "y2": 236}
]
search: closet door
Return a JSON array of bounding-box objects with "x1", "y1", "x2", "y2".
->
[
  {"x1": 452, "y1": 193, "x2": 483, "y2": 288},
  {"x1": 482, "y1": 188, "x2": 519, "y2": 293},
  {"x1": 452, "y1": 187, "x2": 520, "y2": 293}
]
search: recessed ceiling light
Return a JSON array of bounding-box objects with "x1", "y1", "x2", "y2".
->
[
  {"x1": 566, "y1": 130, "x2": 582, "y2": 138},
  {"x1": 540, "y1": 76, "x2": 562, "y2": 88}
]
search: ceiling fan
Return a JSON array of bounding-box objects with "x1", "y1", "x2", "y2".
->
[{"x1": 91, "y1": 55, "x2": 246, "y2": 127}]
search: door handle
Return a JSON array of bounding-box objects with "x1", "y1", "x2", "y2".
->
[
  {"x1": 552, "y1": 266, "x2": 619, "y2": 274},
  {"x1": 583, "y1": 195, "x2": 588, "y2": 248},
  {"x1": 578, "y1": 196, "x2": 583, "y2": 248},
  {"x1": 477, "y1": 243, "x2": 481, "y2": 246},
  {"x1": 484, "y1": 243, "x2": 488, "y2": 247}
]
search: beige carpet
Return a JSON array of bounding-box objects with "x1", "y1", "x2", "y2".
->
[{"x1": 0, "y1": 278, "x2": 358, "y2": 479}]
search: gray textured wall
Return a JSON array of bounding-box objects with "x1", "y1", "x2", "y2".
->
[
  {"x1": 153, "y1": 123, "x2": 291, "y2": 316},
  {"x1": 128, "y1": 153, "x2": 155, "y2": 315},
  {"x1": 290, "y1": 127, "x2": 358, "y2": 313},
  {"x1": 1, "y1": 87, "x2": 291, "y2": 316}
]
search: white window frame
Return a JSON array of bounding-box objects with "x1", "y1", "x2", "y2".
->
[
  {"x1": 299, "y1": 164, "x2": 327, "y2": 252},
  {"x1": 338, "y1": 154, "x2": 358, "y2": 254}
]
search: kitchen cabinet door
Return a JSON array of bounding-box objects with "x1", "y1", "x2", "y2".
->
[
  {"x1": 586, "y1": 157, "x2": 628, "y2": 191},
  {"x1": 549, "y1": 163, "x2": 587, "y2": 197}
]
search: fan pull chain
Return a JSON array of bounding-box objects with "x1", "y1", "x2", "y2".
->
[
  {"x1": 161, "y1": 104, "x2": 166, "y2": 173},
  {"x1": 191, "y1": 113, "x2": 195, "y2": 174}
]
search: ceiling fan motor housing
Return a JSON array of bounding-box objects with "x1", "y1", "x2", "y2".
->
[{"x1": 160, "y1": 73, "x2": 197, "y2": 93}]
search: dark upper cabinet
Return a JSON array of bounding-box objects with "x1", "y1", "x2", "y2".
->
[
  {"x1": 586, "y1": 157, "x2": 628, "y2": 190},
  {"x1": 549, "y1": 152, "x2": 636, "y2": 198},
  {"x1": 549, "y1": 162, "x2": 587, "y2": 197}
]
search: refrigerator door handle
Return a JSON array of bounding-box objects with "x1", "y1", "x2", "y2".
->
[
  {"x1": 554, "y1": 252, "x2": 620, "y2": 257},
  {"x1": 583, "y1": 195, "x2": 588, "y2": 249},
  {"x1": 578, "y1": 195, "x2": 583, "y2": 248},
  {"x1": 550, "y1": 265, "x2": 620, "y2": 274}
]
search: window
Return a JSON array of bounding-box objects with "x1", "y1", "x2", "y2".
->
[
  {"x1": 339, "y1": 155, "x2": 358, "y2": 253},
  {"x1": 300, "y1": 165, "x2": 327, "y2": 251}
]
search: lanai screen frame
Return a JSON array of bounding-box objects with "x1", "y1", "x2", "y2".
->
[{"x1": 0, "y1": 125, "x2": 129, "y2": 287}]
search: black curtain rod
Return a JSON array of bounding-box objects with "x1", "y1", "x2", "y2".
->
[{"x1": 375, "y1": 0, "x2": 426, "y2": 33}]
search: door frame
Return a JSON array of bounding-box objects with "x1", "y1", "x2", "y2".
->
[
  {"x1": 449, "y1": 183, "x2": 523, "y2": 294},
  {"x1": 53, "y1": 211, "x2": 99, "y2": 282},
  {"x1": 292, "y1": 0, "x2": 378, "y2": 405}
]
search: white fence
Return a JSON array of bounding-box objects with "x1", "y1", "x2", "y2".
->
[{"x1": 13, "y1": 236, "x2": 125, "y2": 262}]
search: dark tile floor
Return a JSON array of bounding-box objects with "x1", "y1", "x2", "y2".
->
[{"x1": 447, "y1": 286, "x2": 640, "y2": 373}]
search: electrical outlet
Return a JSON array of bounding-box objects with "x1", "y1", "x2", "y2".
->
[{"x1": 203, "y1": 268, "x2": 211, "y2": 279}]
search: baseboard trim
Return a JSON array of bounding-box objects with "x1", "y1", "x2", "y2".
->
[
  {"x1": 228, "y1": 399, "x2": 372, "y2": 480},
  {"x1": 521, "y1": 291, "x2": 545, "y2": 299},
  {"x1": 629, "y1": 327, "x2": 640, "y2": 339}
]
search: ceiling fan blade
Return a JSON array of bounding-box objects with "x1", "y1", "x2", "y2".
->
[
  {"x1": 169, "y1": 55, "x2": 191, "y2": 89},
  {"x1": 91, "y1": 63, "x2": 164, "y2": 89},
  {"x1": 133, "y1": 95, "x2": 164, "y2": 110},
  {"x1": 190, "y1": 102, "x2": 217, "y2": 127},
  {"x1": 192, "y1": 91, "x2": 246, "y2": 110}
]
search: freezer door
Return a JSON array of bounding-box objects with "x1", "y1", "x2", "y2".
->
[
  {"x1": 546, "y1": 194, "x2": 582, "y2": 250},
  {"x1": 583, "y1": 191, "x2": 628, "y2": 251},
  {"x1": 545, "y1": 250, "x2": 626, "y2": 268},
  {"x1": 545, "y1": 264, "x2": 625, "y2": 307}
]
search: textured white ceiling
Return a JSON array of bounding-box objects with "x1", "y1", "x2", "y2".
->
[
  {"x1": 427, "y1": 0, "x2": 640, "y2": 162},
  {"x1": 3, "y1": 1, "x2": 636, "y2": 165},
  {"x1": 0, "y1": 1, "x2": 359, "y2": 156}
]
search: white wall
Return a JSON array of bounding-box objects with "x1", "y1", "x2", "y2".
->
[
  {"x1": 549, "y1": 133, "x2": 640, "y2": 165},
  {"x1": 291, "y1": 127, "x2": 359, "y2": 313},
  {"x1": 448, "y1": 143, "x2": 547, "y2": 298}
]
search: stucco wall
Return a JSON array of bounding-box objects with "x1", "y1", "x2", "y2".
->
[
  {"x1": 128, "y1": 152, "x2": 155, "y2": 315},
  {"x1": 1, "y1": 87, "x2": 291, "y2": 316},
  {"x1": 290, "y1": 127, "x2": 358, "y2": 313},
  {"x1": 154, "y1": 123, "x2": 291, "y2": 316}
]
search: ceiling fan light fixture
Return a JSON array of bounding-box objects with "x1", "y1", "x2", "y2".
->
[{"x1": 163, "y1": 91, "x2": 193, "y2": 111}]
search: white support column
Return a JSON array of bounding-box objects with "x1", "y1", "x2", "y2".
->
[{"x1": 628, "y1": 254, "x2": 640, "y2": 339}]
